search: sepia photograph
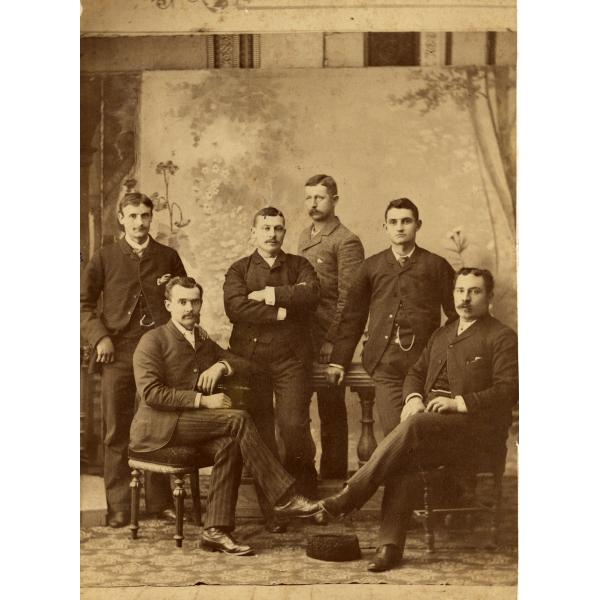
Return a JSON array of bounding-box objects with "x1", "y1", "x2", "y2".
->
[{"x1": 78, "y1": 1, "x2": 521, "y2": 598}]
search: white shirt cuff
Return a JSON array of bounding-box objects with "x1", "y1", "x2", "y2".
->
[
  {"x1": 328, "y1": 363, "x2": 345, "y2": 372},
  {"x1": 265, "y1": 286, "x2": 276, "y2": 306},
  {"x1": 404, "y1": 393, "x2": 424, "y2": 405},
  {"x1": 276, "y1": 307, "x2": 287, "y2": 321},
  {"x1": 454, "y1": 395, "x2": 467, "y2": 413},
  {"x1": 217, "y1": 360, "x2": 233, "y2": 376},
  {"x1": 194, "y1": 393, "x2": 203, "y2": 409}
]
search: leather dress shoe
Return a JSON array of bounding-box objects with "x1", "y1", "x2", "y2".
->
[
  {"x1": 273, "y1": 494, "x2": 322, "y2": 519},
  {"x1": 367, "y1": 544, "x2": 402, "y2": 572},
  {"x1": 201, "y1": 527, "x2": 254, "y2": 556},
  {"x1": 320, "y1": 487, "x2": 354, "y2": 519},
  {"x1": 313, "y1": 510, "x2": 329, "y2": 525},
  {"x1": 107, "y1": 511, "x2": 130, "y2": 528}
]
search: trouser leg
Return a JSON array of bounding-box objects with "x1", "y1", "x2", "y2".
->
[
  {"x1": 271, "y1": 358, "x2": 318, "y2": 497},
  {"x1": 172, "y1": 410, "x2": 294, "y2": 509},
  {"x1": 102, "y1": 353, "x2": 172, "y2": 514},
  {"x1": 371, "y1": 343, "x2": 422, "y2": 435},
  {"x1": 247, "y1": 381, "x2": 279, "y2": 459},
  {"x1": 344, "y1": 413, "x2": 475, "y2": 509},
  {"x1": 316, "y1": 386, "x2": 348, "y2": 479},
  {"x1": 378, "y1": 471, "x2": 421, "y2": 551}
]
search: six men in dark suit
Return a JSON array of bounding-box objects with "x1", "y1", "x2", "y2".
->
[
  {"x1": 320, "y1": 268, "x2": 518, "y2": 571},
  {"x1": 81, "y1": 183, "x2": 517, "y2": 572},
  {"x1": 298, "y1": 174, "x2": 365, "y2": 481},
  {"x1": 80, "y1": 190, "x2": 187, "y2": 528}
]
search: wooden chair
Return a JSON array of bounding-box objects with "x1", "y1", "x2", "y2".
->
[
  {"x1": 128, "y1": 446, "x2": 213, "y2": 547},
  {"x1": 413, "y1": 438, "x2": 508, "y2": 553}
]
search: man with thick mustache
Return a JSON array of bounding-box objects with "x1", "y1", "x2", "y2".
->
[
  {"x1": 130, "y1": 276, "x2": 321, "y2": 556},
  {"x1": 224, "y1": 206, "x2": 320, "y2": 500},
  {"x1": 81, "y1": 188, "x2": 186, "y2": 528},
  {"x1": 327, "y1": 198, "x2": 457, "y2": 436},
  {"x1": 320, "y1": 268, "x2": 518, "y2": 572},
  {"x1": 298, "y1": 174, "x2": 364, "y2": 482}
]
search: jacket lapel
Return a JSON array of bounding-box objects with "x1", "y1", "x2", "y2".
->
[
  {"x1": 299, "y1": 217, "x2": 341, "y2": 252},
  {"x1": 166, "y1": 320, "x2": 195, "y2": 351}
]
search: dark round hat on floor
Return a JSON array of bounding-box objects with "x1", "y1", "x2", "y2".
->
[{"x1": 306, "y1": 534, "x2": 362, "y2": 562}]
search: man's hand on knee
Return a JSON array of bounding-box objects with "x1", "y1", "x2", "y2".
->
[
  {"x1": 425, "y1": 396, "x2": 465, "y2": 413},
  {"x1": 199, "y1": 393, "x2": 232, "y2": 410},
  {"x1": 400, "y1": 397, "x2": 425, "y2": 422}
]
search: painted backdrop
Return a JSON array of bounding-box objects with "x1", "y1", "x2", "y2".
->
[{"x1": 137, "y1": 67, "x2": 516, "y2": 344}]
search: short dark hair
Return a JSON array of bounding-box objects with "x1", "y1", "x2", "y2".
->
[
  {"x1": 454, "y1": 267, "x2": 495, "y2": 295},
  {"x1": 305, "y1": 174, "x2": 338, "y2": 197},
  {"x1": 165, "y1": 276, "x2": 204, "y2": 301},
  {"x1": 384, "y1": 198, "x2": 419, "y2": 222},
  {"x1": 118, "y1": 192, "x2": 154, "y2": 216},
  {"x1": 253, "y1": 206, "x2": 285, "y2": 227}
]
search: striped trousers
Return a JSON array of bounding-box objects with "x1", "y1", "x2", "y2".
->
[
  {"x1": 171, "y1": 409, "x2": 294, "y2": 530},
  {"x1": 344, "y1": 412, "x2": 485, "y2": 551}
]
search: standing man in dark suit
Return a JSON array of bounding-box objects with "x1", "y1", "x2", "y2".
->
[
  {"x1": 131, "y1": 277, "x2": 321, "y2": 556},
  {"x1": 320, "y1": 268, "x2": 518, "y2": 572},
  {"x1": 298, "y1": 174, "x2": 365, "y2": 480},
  {"x1": 327, "y1": 198, "x2": 457, "y2": 435},
  {"x1": 81, "y1": 188, "x2": 187, "y2": 528},
  {"x1": 224, "y1": 207, "x2": 320, "y2": 498}
]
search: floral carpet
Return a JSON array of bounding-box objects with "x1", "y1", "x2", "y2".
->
[{"x1": 81, "y1": 477, "x2": 517, "y2": 587}]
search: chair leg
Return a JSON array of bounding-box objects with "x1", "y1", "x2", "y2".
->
[
  {"x1": 129, "y1": 468, "x2": 141, "y2": 540},
  {"x1": 173, "y1": 476, "x2": 186, "y2": 548},
  {"x1": 421, "y1": 470, "x2": 435, "y2": 553},
  {"x1": 190, "y1": 469, "x2": 203, "y2": 526}
]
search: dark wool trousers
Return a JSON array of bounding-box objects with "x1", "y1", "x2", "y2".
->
[
  {"x1": 101, "y1": 338, "x2": 172, "y2": 513},
  {"x1": 171, "y1": 409, "x2": 294, "y2": 530},
  {"x1": 344, "y1": 412, "x2": 484, "y2": 551}
]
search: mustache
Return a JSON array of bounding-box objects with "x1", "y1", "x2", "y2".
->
[{"x1": 457, "y1": 303, "x2": 471, "y2": 309}]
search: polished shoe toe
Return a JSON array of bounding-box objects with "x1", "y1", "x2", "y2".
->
[
  {"x1": 153, "y1": 508, "x2": 186, "y2": 522},
  {"x1": 273, "y1": 494, "x2": 322, "y2": 519},
  {"x1": 320, "y1": 487, "x2": 354, "y2": 519},
  {"x1": 107, "y1": 511, "x2": 130, "y2": 528},
  {"x1": 201, "y1": 527, "x2": 254, "y2": 556},
  {"x1": 367, "y1": 544, "x2": 402, "y2": 572}
]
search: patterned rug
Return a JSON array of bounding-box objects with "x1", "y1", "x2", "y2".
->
[{"x1": 81, "y1": 478, "x2": 517, "y2": 587}]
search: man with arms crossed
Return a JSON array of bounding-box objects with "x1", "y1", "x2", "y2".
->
[
  {"x1": 298, "y1": 174, "x2": 365, "y2": 482},
  {"x1": 224, "y1": 207, "x2": 320, "y2": 498},
  {"x1": 320, "y1": 268, "x2": 518, "y2": 572},
  {"x1": 327, "y1": 198, "x2": 457, "y2": 435},
  {"x1": 81, "y1": 188, "x2": 186, "y2": 528},
  {"x1": 131, "y1": 277, "x2": 321, "y2": 556}
]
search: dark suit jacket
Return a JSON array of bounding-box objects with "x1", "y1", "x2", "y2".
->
[
  {"x1": 330, "y1": 245, "x2": 457, "y2": 373},
  {"x1": 403, "y1": 314, "x2": 518, "y2": 434},
  {"x1": 223, "y1": 250, "x2": 320, "y2": 368},
  {"x1": 80, "y1": 236, "x2": 186, "y2": 349},
  {"x1": 298, "y1": 217, "x2": 365, "y2": 351},
  {"x1": 130, "y1": 321, "x2": 250, "y2": 452}
]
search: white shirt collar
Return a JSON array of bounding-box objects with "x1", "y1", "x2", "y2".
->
[
  {"x1": 171, "y1": 319, "x2": 196, "y2": 347},
  {"x1": 391, "y1": 245, "x2": 416, "y2": 261},
  {"x1": 125, "y1": 235, "x2": 150, "y2": 252},
  {"x1": 457, "y1": 318, "x2": 477, "y2": 335}
]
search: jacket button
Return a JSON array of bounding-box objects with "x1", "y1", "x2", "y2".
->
[
  {"x1": 384, "y1": 335, "x2": 389, "y2": 340},
  {"x1": 449, "y1": 344, "x2": 454, "y2": 348},
  {"x1": 389, "y1": 314, "x2": 393, "y2": 318},
  {"x1": 127, "y1": 311, "x2": 132, "y2": 315},
  {"x1": 253, "y1": 338, "x2": 258, "y2": 342},
  {"x1": 438, "y1": 359, "x2": 442, "y2": 364},
  {"x1": 193, "y1": 368, "x2": 198, "y2": 373}
]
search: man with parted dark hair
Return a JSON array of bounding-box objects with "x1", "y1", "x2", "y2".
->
[
  {"x1": 326, "y1": 197, "x2": 457, "y2": 436},
  {"x1": 130, "y1": 276, "x2": 322, "y2": 556},
  {"x1": 320, "y1": 267, "x2": 518, "y2": 572},
  {"x1": 81, "y1": 186, "x2": 187, "y2": 528},
  {"x1": 299, "y1": 174, "x2": 365, "y2": 483},
  {"x1": 224, "y1": 206, "x2": 321, "y2": 503}
]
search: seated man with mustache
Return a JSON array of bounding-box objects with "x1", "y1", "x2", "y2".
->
[{"x1": 130, "y1": 276, "x2": 321, "y2": 556}]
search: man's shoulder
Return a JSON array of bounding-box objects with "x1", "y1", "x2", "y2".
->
[
  {"x1": 364, "y1": 248, "x2": 391, "y2": 266},
  {"x1": 331, "y1": 221, "x2": 362, "y2": 245},
  {"x1": 227, "y1": 253, "x2": 253, "y2": 272},
  {"x1": 415, "y1": 246, "x2": 452, "y2": 267},
  {"x1": 484, "y1": 316, "x2": 517, "y2": 340},
  {"x1": 149, "y1": 237, "x2": 181, "y2": 257},
  {"x1": 137, "y1": 323, "x2": 170, "y2": 348}
]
